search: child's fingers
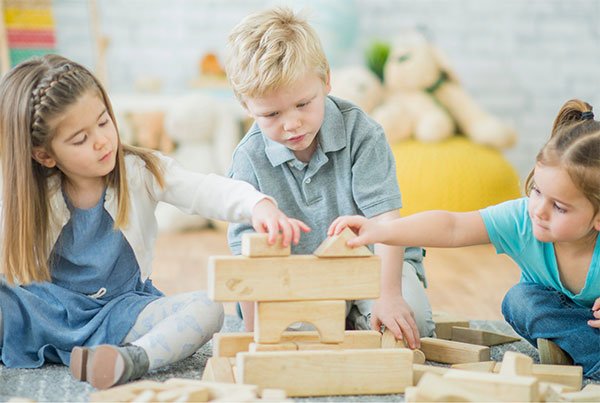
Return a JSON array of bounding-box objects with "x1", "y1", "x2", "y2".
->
[
  {"x1": 346, "y1": 234, "x2": 369, "y2": 248},
  {"x1": 592, "y1": 299, "x2": 600, "y2": 311},
  {"x1": 278, "y1": 217, "x2": 292, "y2": 247},
  {"x1": 593, "y1": 309, "x2": 600, "y2": 319},
  {"x1": 588, "y1": 319, "x2": 600, "y2": 328},
  {"x1": 264, "y1": 219, "x2": 279, "y2": 244}
]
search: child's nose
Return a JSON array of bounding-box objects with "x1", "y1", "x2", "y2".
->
[
  {"x1": 283, "y1": 117, "x2": 301, "y2": 131},
  {"x1": 94, "y1": 134, "x2": 109, "y2": 150}
]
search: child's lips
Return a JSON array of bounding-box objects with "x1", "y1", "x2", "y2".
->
[
  {"x1": 288, "y1": 134, "x2": 305, "y2": 143},
  {"x1": 100, "y1": 151, "x2": 112, "y2": 161}
]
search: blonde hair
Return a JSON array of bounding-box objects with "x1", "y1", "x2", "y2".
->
[
  {"x1": 225, "y1": 6, "x2": 329, "y2": 103},
  {"x1": 0, "y1": 54, "x2": 165, "y2": 285},
  {"x1": 525, "y1": 99, "x2": 600, "y2": 214}
]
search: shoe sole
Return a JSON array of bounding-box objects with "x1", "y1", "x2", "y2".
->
[
  {"x1": 89, "y1": 345, "x2": 126, "y2": 390},
  {"x1": 70, "y1": 346, "x2": 89, "y2": 381}
]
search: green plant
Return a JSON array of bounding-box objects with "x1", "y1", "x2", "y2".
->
[{"x1": 365, "y1": 40, "x2": 390, "y2": 82}]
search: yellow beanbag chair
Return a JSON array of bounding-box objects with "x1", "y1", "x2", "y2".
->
[{"x1": 390, "y1": 137, "x2": 521, "y2": 216}]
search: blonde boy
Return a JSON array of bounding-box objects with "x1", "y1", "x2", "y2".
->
[{"x1": 225, "y1": 7, "x2": 434, "y2": 347}]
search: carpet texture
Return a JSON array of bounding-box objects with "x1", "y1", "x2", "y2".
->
[{"x1": 0, "y1": 316, "x2": 596, "y2": 402}]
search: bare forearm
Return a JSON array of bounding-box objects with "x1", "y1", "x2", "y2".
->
[{"x1": 375, "y1": 243, "x2": 403, "y2": 297}]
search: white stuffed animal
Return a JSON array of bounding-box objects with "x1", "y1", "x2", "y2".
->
[
  {"x1": 330, "y1": 66, "x2": 384, "y2": 113},
  {"x1": 372, "y1": 31, "x2": 516, "y2": 148},
  {"x1": 155, "y1": 93, "x2": 243, "y2": 232}
]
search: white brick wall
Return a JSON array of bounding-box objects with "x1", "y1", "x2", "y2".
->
[{"x1": 53, "y1": 0, "x2": 600, "y2": 180}]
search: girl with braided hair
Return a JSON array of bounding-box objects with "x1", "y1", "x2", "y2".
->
[
  {"x1": 331, "y1": 99, "x2": 600, "y2": 379},
  {"x1": 0, "y1": 54, "x2": 308, "y2": 389}
]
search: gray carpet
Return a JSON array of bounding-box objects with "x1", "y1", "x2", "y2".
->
[{"x1": 0, "y1": 316, "x2": 595, "y2": 402}]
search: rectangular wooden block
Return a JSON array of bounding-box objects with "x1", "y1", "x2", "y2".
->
[
  {"x1": 241, "y1": 233, "x2": 290, "y2": 257},
  {"x1": 432, "y1": 311, "x2": 470, "y2": 340},
  {"x1": 237, "y1": 349, "x2": 413, "y2": 397},
  {"x1": 420, "y1": 337, "x2": 490, "y2": 364},
  {"x1": 208, "y1": 255, "x2": 381, "y2": 301},
  {"x1": 443, "y1": 369, "x2": 539, "y2": 402},
  {"x1": 213, "y1": 330, "x2": 382, "y2": 358},
  {"x1": 255, "y1": 300, "x2": 346, "y2": 344},
  {"x1": 201, "y1": 357, "x2": 235, "y2": 383},
  {"x1": 451, "y1": 326, "x2": 521, "y2": 346},
  {"x1": 493, "y1": 362, "x2": 583, "y2": 390}
]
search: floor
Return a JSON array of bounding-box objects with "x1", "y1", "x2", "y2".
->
[{"x1": 150, "y1": 227, "x2": 521, "y2": 321}]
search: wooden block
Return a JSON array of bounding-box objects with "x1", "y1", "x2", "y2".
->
[
  {"x1": 313, "y1": 227, "x2": 372, "y2": 257},
  {"x1": 241, "y1": 233, "x2": 290, "y2": 257},
  {"x1": 162, "y1": 379, "x2": 258, "y2": 401},
  {"x1": 500, "y1": 351, "x2": 533, "y2": 376},
  {"x1": 493, "y1": 362, "x2": 583, "y2": 390},
  {"x1": 213, "y1": 330, "x2": 381, "y2": 357},
  {"x1": 537, "y1": 338, "x2": 573, "y2": 365},
  {"x1": 412, "y1": 363, "x2": 449, "y2": 385},
  {"x1": 451, "y1": 361, "x2": 497, "y2": 372},
  {"x1": 201, "y1": 357, "x2": 235, "y2": 383},
  {"x1": 254, "y1": 300, "x2": 346, "y2": 343},
  {"x1": 89, "y1": 380, "x2": 167, "y2": 402},
  {"x1": 432, "y1": 311, "x2": 470, "y2": 340},
  {"x1": 249, "y1": 342, "x2": 297, "y2": 352},
  {"x1": 539, "y1": 382, "x2": 578, "y2": 402},
  {"x1": 559, "y1": 385, "x2": 600, "y2": 402},
  {"x1": 260, "y1": 388, "x2": 289, "y2": 401},
  {"x1": 208, "y1": 255, "x2": 380, "y2": 301},
  {"x1": 237, "y1": 349, "x2": 413, "y2": 397},
  {"x1": 443, "y1": 369, "x2": 540, "y2": 402},
  {"x1": 451, "y1": 326, "x2": 521, "y2": 346},
  {"x1": 420, "y1": 337, "x2": 490, "y2": 364},
  {"x1": 411, "y1": 372, "x2": 491, "y2": 402},
  {"x1": 381, "y1": 329, "x2": 425, "y2": 364},
  {"x1": 155, "y1": 386, "x2": 209, "y2": 402}
]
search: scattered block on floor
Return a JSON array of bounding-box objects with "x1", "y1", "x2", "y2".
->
[
  {"x1": 499, "y1": 351, "x2": 533, "y2": 376},
  {"x1": 162, "y1": 379, "x2": 259, "y2": 401},
  {"x1": 380, "y1": 329, "x2": 425, "y2": 364},
  {"x1": 558, "y1": 384, "x2": 600, "y2": 402},
  {"x1": 213, "y1": 330, "x2": 382, "y2": 357},
  {"x1": 451, "y1": 326, "x2": 521, "y2": 346},
  {"x1": 249, "y1": 341, "x2": 297, "y2": 352},
  {"x1": 407, "y1": 372, "x2": 490, "y2": 402},
  {"x1": 254, "y1": 300, "x2": 346, "y2": 343},
  {"x1": 537, "y1": 338, "x2": 573, "y2": 365},
  {"x1": 313, "y1": 227, "x2": 372, "y2": 257},
  {"x1": 493, "y1": 362, "x2": 583, "y2": 390},
  {"x1": 201, "y1": 357, "x2": 235, "y2": 383},
  {"x1": 451, "y1": 361, "x2": 497, "y2": 372},
  {"x1": 432, "y1": 311, "x2": 470, "y2": 340},
  {"x1": 443, "y1": 369, "x2": 540, "y2": 402},
  {"x1": 89, "y1": 380, "x2": 169, "y2": 402},
  {"x1": 420, "y1": 337, "x2": 490, "y2": 364},
  {"x1": 236, "y1": 349, "x2": 413, "y2": 397},
  {"x1": 241, "y1": 233, "x2": 290, "y2": 257},
  {"x1": 538, "y1": 382, "x2": 578, "y2": 401},
  {"x1": 412, "y1": 363, "x2": 449, "y2": 385},
  {"x1": 208, "y1": 255, "x2": 380, "y2": 301}
]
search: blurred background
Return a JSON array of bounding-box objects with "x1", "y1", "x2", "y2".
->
[{"x1": 2, "y1": 0, "x2": 599, "y2": 319}]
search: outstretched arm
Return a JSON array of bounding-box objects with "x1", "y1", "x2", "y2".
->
[{"x1": 329, "y1": 210, "x2": 490, "y2": 248}]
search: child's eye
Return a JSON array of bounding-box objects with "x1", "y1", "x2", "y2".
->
[
  {"x1": 531, "y1": 185, "x2": 541, "y2": 195},
  {"x1": 264, "y1": 112, "x2": 278, "y2": 118},
  {"x1": 554, "y1": 204, "x2": 567, "y2": 214},
  {"x1": 297, "y1": 101, "x2": 310, "y2": 108},
  {"x1": 73, "y1": 134, "x2": 87, "y2": 145},
  {"x1": 99, "y1": 119, "x2": 109, "y2": 127}
]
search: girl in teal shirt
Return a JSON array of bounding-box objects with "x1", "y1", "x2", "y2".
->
[{"x1": 331, "y1": 98, "x2": 600, "y2": 379}]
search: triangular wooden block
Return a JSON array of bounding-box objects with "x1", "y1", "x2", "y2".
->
[
  {"x1": 451, "y1": 326, "x2": 521, "y2": 346},
  {"x1": 313, "y1": 227, "x2": 372, "y2": 257}
]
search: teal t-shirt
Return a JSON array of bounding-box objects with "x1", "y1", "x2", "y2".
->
[{"x1": 480, "y1": 197, "x2": 600, "y2": 308}]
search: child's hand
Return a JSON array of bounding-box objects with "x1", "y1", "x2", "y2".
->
[
  {"x1": 588, "y1": 297, "x2": 600, "y2": 328},
  {"x1": 327, "y1": 215, "x2": 381, "y2": 247},
  {"x1": 252, "y1": 199, "x2": 310, "y2": 247}
]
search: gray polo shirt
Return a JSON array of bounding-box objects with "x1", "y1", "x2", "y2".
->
[{"x1": 228, "y1": 96, "x2": 424, "y2": 276}]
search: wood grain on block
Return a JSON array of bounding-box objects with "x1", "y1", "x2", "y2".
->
[
  {"x1": 254, "y1": 300, "x2": 346, "y2": 344},
  {"x1": 208, "y1": 255, "x2": 380, "y2": 301},
  {"x1": 420, "y1": 337, "x2": 490, "y2": 364},
  {"x1": 499, "y1": 351, "x2": 533, "y2": 377},
  {"x1": 432, "y1": 311, "x2": 470, "y2": 340},
  {"x1": 493, "y1": 362, "x2": 582, "y2": 390},
  {"x1": 237, "y1": 349, "x2": 413, "y2": 397},
  {"x1": 313, "y1": 227, "x2": 372, "y2": 257},
  {"x1": 443, "y1": 369, "x2": 539, "y2": 402},
  {"x1": 381, "y1": 329, "x2": 425, "y2": 364},
  {"x1": 201, "y1": 357, "x2": 235, "y2": 383},
  {"x1": 241, "y1": 233, "x2": 290, "y2": 257},
  {"x1": 451, "y1": 326, "x2": 521, "y2": 346},
  {"x1": 412, "y1": 363, "x2": 449, "y2": 385},
  {"x1": 213, "y1": 330, "x2": 381, "y2": 357}
]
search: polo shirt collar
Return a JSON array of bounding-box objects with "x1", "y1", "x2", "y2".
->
[{"x1": 263, "y1": 96, "x2": 347, "y2": 167}]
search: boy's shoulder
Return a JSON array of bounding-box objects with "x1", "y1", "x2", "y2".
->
[
  {"x1": 232, "y1": 124, "x2": 266, "y2": 158},
  {"x1": 324, "y1": 95, "x2": 384, "y2": 143}
]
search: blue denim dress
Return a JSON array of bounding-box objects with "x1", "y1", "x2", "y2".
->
[{"x1": 0, "y1": 189, "x2": 163, "y2": 368}]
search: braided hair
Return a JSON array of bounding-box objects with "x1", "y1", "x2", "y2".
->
[{"x1": 0, "y1": 55, "x2": 164, "y2": 284}]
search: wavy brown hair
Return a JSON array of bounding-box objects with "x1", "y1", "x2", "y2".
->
[
  {"x1": 0, "y1": 54, "x2": 164, "y2": 284},
  {"x1": 524, "y1": 99, "x2": 600, "y2": 214}
]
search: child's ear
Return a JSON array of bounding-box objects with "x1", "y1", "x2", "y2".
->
[
  {"x1": 32, "y1": 147, "x2": 57, "y2": 168},
  {"x1": 325, "y1": 70, "x2": 331, "y2": 94},
  {"x1": 594, "y1": 214, "x2": 600, "y2": 232}
]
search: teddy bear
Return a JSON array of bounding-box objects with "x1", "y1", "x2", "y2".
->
[
  {"x1": 154, "y1": 92, "x2": 243, "y2": 232},
  {"x1": 369, "y1": 31, "x2": 516, "y2": 149},
  {"x1": 329, "y1": 65, "x2": 384, "y2": 114}
]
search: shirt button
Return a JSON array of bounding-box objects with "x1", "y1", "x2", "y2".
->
[{"x1": 305, "y1": 178, "x2": 311, "y2": 184}]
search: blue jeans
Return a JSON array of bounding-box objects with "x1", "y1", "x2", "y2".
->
[{"x1": 502, "y1": 282, "x2": 600, "y2": 379}]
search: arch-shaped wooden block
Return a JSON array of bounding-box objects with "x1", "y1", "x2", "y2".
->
[{"x1": 254, "y1": 300, "x2": 346, "y2": 344}]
